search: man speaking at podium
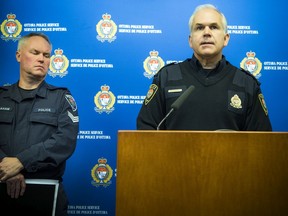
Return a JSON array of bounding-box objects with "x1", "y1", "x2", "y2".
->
[{"x1": 137, "y1": 4, "x2": 272, "y2": 131}]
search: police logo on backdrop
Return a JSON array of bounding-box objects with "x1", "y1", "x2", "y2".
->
[
  {"x1": 1, "y1": 13, "x2": 22, "y2": 42},
  {"x1": 143, "y1": 50, "x2": 165, "y2": 79},
  {"x1": 91, "y1": 157, "x2": 113, "y2": 187},
  {"x1": 48, "y1": 48, "x2": 69, "y2": 78},
  {"x1": 94, "y1": 85, "x2": 116, "y2": 114},
  {"x1": 96, "y1": 13, "x2": 117, "y2": 43},
  {"x1": 240, "y1": 51, "x2": 262, "y2": 79}
]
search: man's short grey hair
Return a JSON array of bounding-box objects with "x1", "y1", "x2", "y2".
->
[
  {"x1": 188, "y1": 4, "x2": 228, "y2": 34},
  {"x1": 17, "y1": 32, "x2": 52, "y2": 50}
]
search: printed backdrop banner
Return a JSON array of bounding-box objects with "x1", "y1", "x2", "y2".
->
[{"x1": 1, "y1": 0, "x2": 288, "y2": 215}]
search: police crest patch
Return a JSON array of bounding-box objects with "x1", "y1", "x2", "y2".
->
[
  {"x1": 230, "y1": 94, "x2": 242, "y2": 109},
  {"x1": 65, "y1": 94, "x2": 77, "y2": 111},
  {"x1": 258, "y1": 93, "x2": 268, "y2": 116},
  {"x1": 144, "y1": 84, "x2": 158, "y2": 105}
]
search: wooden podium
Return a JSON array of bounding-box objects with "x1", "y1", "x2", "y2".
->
[{"x1": 116, "y1": 130, "x2": 288, "y2": 216}]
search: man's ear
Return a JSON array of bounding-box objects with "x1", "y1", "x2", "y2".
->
[
  {"x1": 224, "y1": 33, "x2": 230, "y2": 47},
  {"x1": 188, "y1": 35, "x2": 193, "y2": 49},
  {"x1": 16, "y1": 51, "x2": 21, "y2": 62}
]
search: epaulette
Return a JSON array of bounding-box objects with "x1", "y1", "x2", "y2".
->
[
  {"x1": 0, "y1": 84, "x2": 11, "y2": 90},
  {"x1": 163, "y1": 61, "x2": 178, "y2": 67},
  {"x1": 46, "y1": 83, "x2": 68, "y2": 91},
  {"x1": 239, "y1": 67, "x2": 261, "y2": 85},
  {"x1": 156, "y1": 61, "x2": 183, "y2": 86},
  {"x1": 154, "y1": 61, "x2": 179, "y2": 79}
]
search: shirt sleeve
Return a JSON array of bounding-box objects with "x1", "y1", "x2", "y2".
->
[
  {"x1": 243, "y1": 85, "x2": 272, "y2": 131},
  {"x1": 136, "y1": 73, "x2": 166, "y2": 130}
]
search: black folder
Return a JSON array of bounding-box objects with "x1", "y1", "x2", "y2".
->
[{"x1": 0, "y1": 179, "x2": 59, "y2": 216}]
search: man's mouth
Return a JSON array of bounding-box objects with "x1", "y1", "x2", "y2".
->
[
  {"x1": 200, "y1": 41, "x2": 214, "y2": 45},
  {"x1": 35, "y1": 66, "x2": 45, "y2": 70}
]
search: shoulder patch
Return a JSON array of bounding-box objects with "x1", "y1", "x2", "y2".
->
[
  {"x1": 65, "y1": 94, "x2": 77, "y2": 111},
  {"x1": 144, "y1": 84, "x2": 158, "y2": 105},
  {"x1": 258, "y1": 93, "x2": 268, "y2": 116}
]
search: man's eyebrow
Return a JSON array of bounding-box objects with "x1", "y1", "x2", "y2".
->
[
  {"x1": 30, "y1": 49, "x2": 51, "y2": 56},
  {"x1": 195, "y1": 22, "x2": 219, "y2": 26}
]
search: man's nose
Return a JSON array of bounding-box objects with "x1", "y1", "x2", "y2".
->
[
  {"x1": 38, "y1": 54, "x2": 45, "y2": 61},
  {"x1": 203, "y1": 26, "x2": 212, "y2": 35}
]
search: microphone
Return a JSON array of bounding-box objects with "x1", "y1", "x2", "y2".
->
[{"x1": 157, "y1": 85, "x2": 195, "y2": 130}]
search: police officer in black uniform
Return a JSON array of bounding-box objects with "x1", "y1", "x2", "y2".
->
[
  {"x1": 0, "y1": 32, "x2": 79, "y2": 215},
  {"x1": 137, "y1": 4, "x2": 272, "y2": 131}
]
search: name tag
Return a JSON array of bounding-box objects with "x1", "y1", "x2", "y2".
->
[
  {"x1": 168, "y1": 89, "x2": 183, "y2": 93},
  {"x1": 34, "y1": 108, "x2": 55, "y2": 113},
  {"x1": 0, "y1": 107, "x2": 11, "y2": 111}
]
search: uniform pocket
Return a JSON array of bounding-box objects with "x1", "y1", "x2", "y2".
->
[
  {"x1": 30, "y1": 112, "x2": 58, "y2": 126},
  {"x1": 0, "y1": 110, "x2": 13, "y2": 145},
  {"x1": 0, "y1": 110, "x2": 13, "y2": 123}
]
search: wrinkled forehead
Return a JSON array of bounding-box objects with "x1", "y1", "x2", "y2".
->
[
  {"x1": 193, "y1": 8, "x2": 223, "y2": 26},
  {"x1": 22, "y1": 36, "x2": 52, "y2": 52}
]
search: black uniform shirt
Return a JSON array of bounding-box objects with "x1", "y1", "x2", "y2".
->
[
  {"x1": 0, "y1": 81, "x2": 79, "y2": 180},
  {"x1": 136, "y1": 55, "x2": 272, "y2": 131}
]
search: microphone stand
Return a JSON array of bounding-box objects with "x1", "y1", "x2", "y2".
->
[{"x1": 156, "y1": 108, "x2": 175, "y2": 130}]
